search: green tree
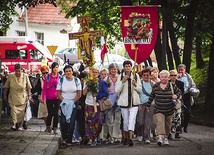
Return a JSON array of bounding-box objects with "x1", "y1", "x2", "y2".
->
[{"x1": 0, "y1": 0, "x2": 57, "y2": 33}]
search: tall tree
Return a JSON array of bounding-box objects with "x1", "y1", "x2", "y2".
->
[{"x1": 182, "y1": 0, "x2": 199, "y2": 73}]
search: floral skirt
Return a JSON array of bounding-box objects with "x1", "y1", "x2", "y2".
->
[{"x1": 85, "y1": 104, "x2": 104, "y2": 140}]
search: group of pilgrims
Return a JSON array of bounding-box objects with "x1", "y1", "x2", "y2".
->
[{"x1": 1, "y1": 60, "x2": 197, "y2": 147}]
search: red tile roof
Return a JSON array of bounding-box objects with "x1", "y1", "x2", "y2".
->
[{"x1": 18, "y1": 4, "x2": 71, "y2": 25}]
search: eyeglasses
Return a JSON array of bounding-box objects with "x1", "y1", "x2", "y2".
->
[
  {"x1": 170, "y1": 74, "x2": 177, "y2": 77},
  {"x1": 42, "y1": 72, "x2": 48, "y2": 75}
]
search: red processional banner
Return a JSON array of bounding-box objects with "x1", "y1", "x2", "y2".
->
[{"x1": 121, "y1": 6, "x2": 158, "y2": 64}]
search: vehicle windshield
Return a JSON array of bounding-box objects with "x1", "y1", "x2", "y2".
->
[{"x1": 30, "y1": 49, "x2": 43, "y2": 61}]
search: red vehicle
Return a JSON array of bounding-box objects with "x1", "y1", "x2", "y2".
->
[{"x1": 0, "y1": 36, "x2": 54, "y2": 72}]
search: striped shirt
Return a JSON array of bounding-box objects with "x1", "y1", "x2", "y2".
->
[{"x1": 147, "y1": 82, "x2": 181, "y2": 116}]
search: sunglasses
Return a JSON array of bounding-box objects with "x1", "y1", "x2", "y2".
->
[
  {"x1": 170, "y1": 74, "x2": 177, "y2": 77},
  {"x1": 42, "y1": 72, "x2": 48, "y2": 75}
]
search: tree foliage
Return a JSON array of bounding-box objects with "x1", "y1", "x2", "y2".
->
[{"x1": 0, "y1": 0, "x2": 57, "y2": 32}]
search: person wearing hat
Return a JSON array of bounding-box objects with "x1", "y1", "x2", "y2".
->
[{"x1": 177, "y1": 64, "x2": 197, "y2": 133}]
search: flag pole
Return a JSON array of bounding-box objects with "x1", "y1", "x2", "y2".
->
[
  {"x1": 106, "y1": 53, "x2": 110, "y2": 66},
  {"x1": 130, "y1": 45, "x2": 138, "y2": 108}
]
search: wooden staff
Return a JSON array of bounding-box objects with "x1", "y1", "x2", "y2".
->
[
  {"x1": 130, "y1": 45, "x2": 138, "y2": 108},
  {"x1": 93, "y1": 97, "x2": 98, "y2": 113}
]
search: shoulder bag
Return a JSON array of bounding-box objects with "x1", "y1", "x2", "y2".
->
[{"x1": 98, "y1": 79, "x2": 111, "y2": 112}]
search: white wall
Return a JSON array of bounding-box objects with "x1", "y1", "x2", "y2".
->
[{"x1": 6, "y1": 7, "x2": 79, "y2": 54}]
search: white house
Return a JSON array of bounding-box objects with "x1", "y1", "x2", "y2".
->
[{"x1": 6, "y1": 4, "x2": 79, "y2": 53}]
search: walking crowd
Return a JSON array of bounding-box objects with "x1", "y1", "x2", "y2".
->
[{"x1": 0, "y1": 60, "x2": 199, "y2": 147}]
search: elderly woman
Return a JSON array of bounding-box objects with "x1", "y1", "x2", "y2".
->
[
  {"x1": 83, "y1": 67, "x2": 109, "y2": 147},
  {"x1": 57, "y1": 65, "x2": 82, "y2": 145},
  {"x1": 3, "y1": 64, "x2": 31, "y2": 131},
  {"x1": 42, "y1": 62, "x2": 60, "y2": 134},
  {"x1": 147, "y1": 70, "x2": 181, "y2": 146},
  {"x1": 115, "y1": 60, "x2": 142, "y2": 146},
  {"x1": 103, "y1": 63, "x2": 121, "y2": 143}
]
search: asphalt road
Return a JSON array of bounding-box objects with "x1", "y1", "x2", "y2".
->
[{"x1": 57, "y1": 123, "x2": 214, "y2": 155}]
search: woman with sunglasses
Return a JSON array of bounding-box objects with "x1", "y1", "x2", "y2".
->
[
  {"x1": 42, "y1": 62, "x2": 60, "y2": 134},
  {"x1": 37, "y1": 66, "x2": 49, "y2": 131},
  {"x1": 169, "y1": 70, "x2": 184, "y2": 139}
]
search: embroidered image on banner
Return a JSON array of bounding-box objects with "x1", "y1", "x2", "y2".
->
[{"x1": 121, "y1": 6, "x2": 158, "y2": 64}]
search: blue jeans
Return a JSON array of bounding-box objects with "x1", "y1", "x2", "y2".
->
[{"x1": 60, "y1": 107, "x2": 77, "y2": 143}]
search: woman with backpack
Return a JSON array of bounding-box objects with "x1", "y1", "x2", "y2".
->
[
  {"x1": 42, "y1": 62, "x2": 60, "y2": 134},
  {"x1": 57, "y1": 65, "x2": 82, "y2": 145}
]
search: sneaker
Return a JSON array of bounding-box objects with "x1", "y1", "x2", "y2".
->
[
  {"x1": 18, "y1": 127, "x2": 23, "y2": 131},
  {"x1": 137, "y1": 136, "x2": 143, "y2": 142},
  {"x1": 87, "y1": 139, "x2": 92, "y2": 145},
  {"x1": 144, "y1": 140, "x2": 151, "y2": 144},
  {"x1": 168, "y1": 133, "x2": 172, "y2": 140},
  {"x1": 123, "y1": 138, "x2": 128, "y2": 145},
  {"x1": 106, "y1": 139, "x2": 114, "y2": 144},
  {"x1": 128, "y1": 139, "x2": 134, "y2": 146},
  {"x1": 97, "y1": 140, "x2": 102, "y2": 145},
  {"x1": 163, "y1": 138, "x2": 169, "y2": 145},
  {"x1": 72, "y1": 139, "x2": 80, "y2": 143},
  {"x1": 157, "y1": 138, "x2": 163, "y2": 146},
  {"x1": 90, "y1": 141, "x2": 97, "y2": 147},
  {"x1": 11, "y1": 126, "x2": 16, "y2": 131},
  {"x1": 175, "y1": 133, "x2": 181, "y2": 138},
  {"x1": 23, "y1": 121, "x2": 28, "y2": 130},
  {"x1": 61, "y1": 139, "x2": 66, "y2": 144},
  {"x1": 66, "y1": 142, "x2": 72, "y2": 146},
  {"x1": 44, "y1": 127, "x2": 52, "y2": 133},
  {"x1": 53, "y1": 128, "x2": 57, "y2": 134},
  {"x1": 114, "y1": 139, "x2": 121, "y2": 143}
]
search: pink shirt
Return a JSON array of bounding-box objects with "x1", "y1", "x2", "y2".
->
[{"x1": 42, "y1": 73, "x2": 60, "y2": 101}]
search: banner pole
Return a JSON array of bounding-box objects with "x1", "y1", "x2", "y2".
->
[{"x1": 130, "y1": 45, "x2": 138, "y2": 108}]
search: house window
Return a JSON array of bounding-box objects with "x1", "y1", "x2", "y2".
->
[
  {"x1": 17, "y1": 31, "x2": 25, "y2": 36},
  {"x1": 35, "y1": 32, "x2": 44, "y2": 45}
]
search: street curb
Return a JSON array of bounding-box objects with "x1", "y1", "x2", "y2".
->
[
  {"x1": 190, "y1": 120, "x2": 214, "y2": 127},
  {"x1": 43, "y1": 134, "x2": 60, "y2": 155}
]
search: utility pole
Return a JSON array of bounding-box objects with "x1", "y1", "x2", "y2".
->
[{"x1": 25, "y1": 7, "x2": 28, "y2": 36}]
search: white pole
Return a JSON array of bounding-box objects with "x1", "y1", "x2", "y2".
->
[{"x1": 25, "y1": 7, "x2": 28, "y2": 36}]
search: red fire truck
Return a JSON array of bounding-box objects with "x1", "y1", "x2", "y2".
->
[{"x1": 0, "y1": 36, "x2": 56, "y2": 72}]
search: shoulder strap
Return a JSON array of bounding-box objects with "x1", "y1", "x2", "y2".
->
[
  {"x1": 74, "y1": 77, "x2": 78, "y2": 87},
  {"x1": 120, "y1": 71, "x2": 124, "y2": 81},
  {"x1": 46, "y1": 73, "x2": 50, "y2": 82},
  {"x1": 141, "y1": 81, "x2": 150, "y2": 97},
  {"x1": 170, "y1": 82, "x2": 174, "y2": 95},
  {"x1": 60, "y1": 76, "x2": 63, "y2": 85}
]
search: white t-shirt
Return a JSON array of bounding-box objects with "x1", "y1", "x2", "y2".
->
[
  {"x1": 83, "y1": 82, "x2": 99, "y2": 106},
  {"x1": 56, "y1": 76, "x2": 82, "y2": 100}
]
